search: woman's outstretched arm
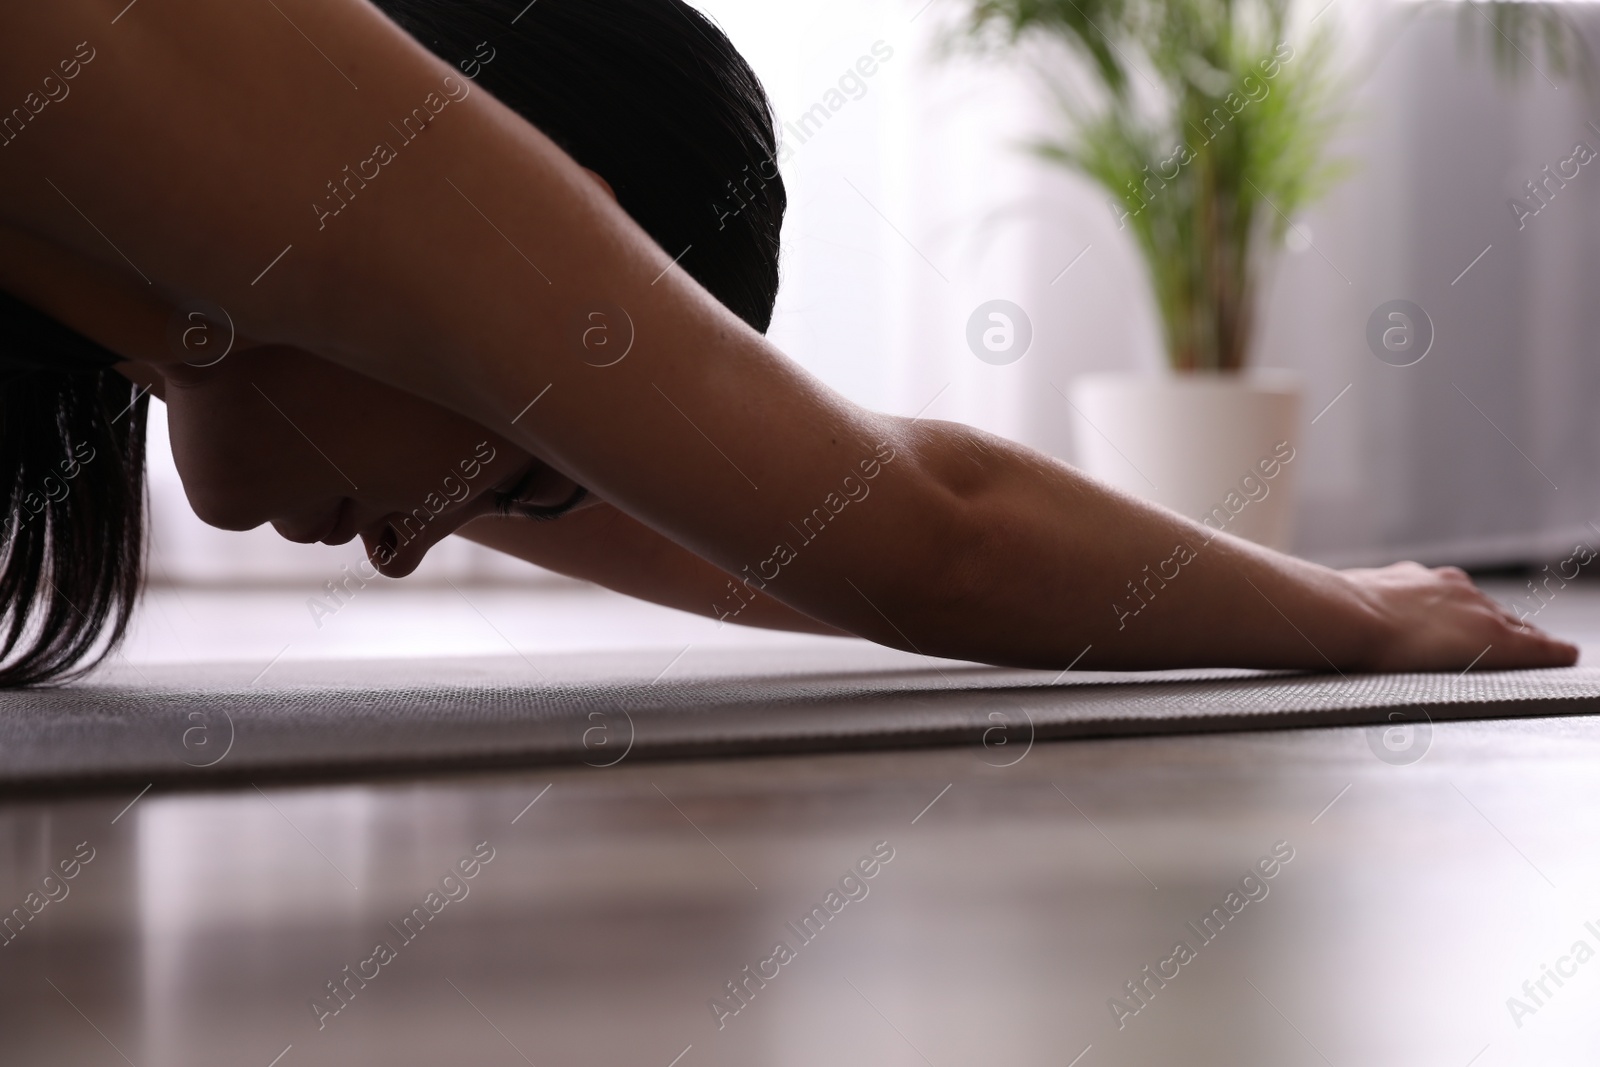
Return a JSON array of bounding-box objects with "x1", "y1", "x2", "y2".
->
[{"x1": 0, "y1": 0, "x2": 1575, "y2": 671}]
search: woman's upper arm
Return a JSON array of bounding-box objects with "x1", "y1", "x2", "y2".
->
[{"x1": 0, "y1": 0, "x2": 972, "y2": 642}]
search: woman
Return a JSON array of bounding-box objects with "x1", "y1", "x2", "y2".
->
[{"x1": 0, "y1": 0, "x2": 1578, "y2": 686}]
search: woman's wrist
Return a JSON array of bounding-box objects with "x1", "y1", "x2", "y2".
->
[{"x1": 1314, "y1": 565, "x2": 1393, "y2": 672}]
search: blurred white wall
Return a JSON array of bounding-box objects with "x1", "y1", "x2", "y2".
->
[{"x1": 1251, "y1": 1, "x2": 1600, "y2": 566}]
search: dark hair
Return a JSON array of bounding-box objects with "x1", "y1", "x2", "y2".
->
[
  {"x1": 377, "y1": 0, "x2": 787, "y2": 332},
  {"x1": 0, "y1": 366, "x2": 148, "y2": 687},
  {"x1": 0, "y1": 0, "x2": 786, "y2": 686}
]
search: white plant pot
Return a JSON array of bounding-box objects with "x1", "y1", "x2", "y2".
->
[{"x1": 1068, "y1": 370, "x2": 1303, "y2": 551}]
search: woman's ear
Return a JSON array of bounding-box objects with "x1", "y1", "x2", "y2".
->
[{"x1": 581, "y1": 167, "x2": 618, "y2": 203}]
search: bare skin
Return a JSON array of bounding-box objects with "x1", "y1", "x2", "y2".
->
[{"x1": 0, "y1": 0, "x2": 1578, "y2": 672}]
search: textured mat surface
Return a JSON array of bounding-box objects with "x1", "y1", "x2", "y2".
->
[{"x1": 4, "y1": 642, "x2": 1599, "y2": 791}]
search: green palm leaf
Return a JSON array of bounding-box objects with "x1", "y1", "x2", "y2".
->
[{"x1": 950, "y1": 0, "x2": 1583, "y2": 372}]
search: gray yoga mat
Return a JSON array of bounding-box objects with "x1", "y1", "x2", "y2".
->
[{"x1": 3, "y1": 642, "x2": 1599, "y2": 792}]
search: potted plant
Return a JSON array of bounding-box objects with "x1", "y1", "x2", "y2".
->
[
  {"x1": 953, "y1": 0, "x2": 1588, "y2": 550},
  {"x1": 953, "y1": 0, "x2": 1347, "y2": 549}
]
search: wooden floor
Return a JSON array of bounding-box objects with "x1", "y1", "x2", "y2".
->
[{"x1": 4, "y1": 707, "x2": 1599, "y2": 1066}]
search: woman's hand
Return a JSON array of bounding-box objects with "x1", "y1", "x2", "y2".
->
[{"x1": 1343, "y1": 562, "x2": 1579, "y2": 672}]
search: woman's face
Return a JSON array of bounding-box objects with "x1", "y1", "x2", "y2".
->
[
  {"x1": 139, "y1": 344, "x2": 591, "y2": 578},
  {"x1": 121, "y1": 166, "x2": 619, "y2": 577}
]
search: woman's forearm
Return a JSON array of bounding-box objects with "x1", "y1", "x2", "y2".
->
[
  {"x1": 841, "y1": 417, "x2": 1576, "y2": 672},
  {"x1": 855, "y1": 418, "x2": 1378, "y2": 670},
  {"x1": 457, "y1": 507, "x2": 850, "y2": 638},
  {"x1": 449, "y1": 449, "x2": 1369, "y2": 668}
]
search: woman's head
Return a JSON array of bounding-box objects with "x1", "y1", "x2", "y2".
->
[
  {"x1": 380, "y1": 0, "x2": 787, "y2": 333},
  {"x1": 0, "y1": 0, "x2": 787, "y2": 686}
]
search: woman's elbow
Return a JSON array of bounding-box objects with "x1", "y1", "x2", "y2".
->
[{"x1": 822, "y1": 431, "x2": 1005, "y2": 655}]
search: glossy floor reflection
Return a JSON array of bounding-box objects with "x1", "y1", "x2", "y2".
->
[{"x1": 4, "y1": 713, "x2": 1600, "y2": 1066}]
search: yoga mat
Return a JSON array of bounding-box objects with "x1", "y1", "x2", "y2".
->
[{"x1": 3, "y1": 642, "x2": 1599, "y2": 793}]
